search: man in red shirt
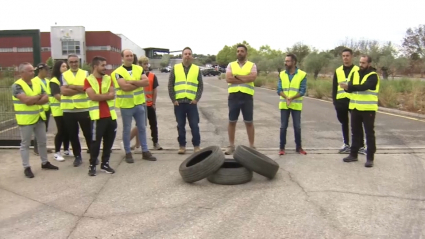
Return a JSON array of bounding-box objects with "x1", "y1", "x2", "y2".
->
[{"x1": 83, "y1": 56, "x2": 117, "y2": 176}]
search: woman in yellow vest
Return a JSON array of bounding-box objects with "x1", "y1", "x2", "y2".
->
[{"x1": 49, "y1": 60, "x2": 73, "y2": 161}]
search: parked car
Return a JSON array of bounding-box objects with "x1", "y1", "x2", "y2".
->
[
  {"x1": 202, "y1": 68, "x2": 221, "y2": 76},
  {"x1": 160, "y1": 66, "x2": 171, "y2": 73}
]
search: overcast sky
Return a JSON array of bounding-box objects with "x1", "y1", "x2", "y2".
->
[{"x1": 1, "y1": 0, "x2": 423, "y2": 55}]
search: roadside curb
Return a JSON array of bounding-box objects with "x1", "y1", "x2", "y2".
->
[{"x1": 257, "y1": 86, "x2": 425, "y2": 120}]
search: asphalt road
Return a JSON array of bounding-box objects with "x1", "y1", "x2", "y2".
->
[{"x1": 0, "y1": 71, "x2": 424, "y2": 239}]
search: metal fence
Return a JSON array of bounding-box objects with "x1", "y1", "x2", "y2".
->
[{"x1": 0, "y1": 69, "x2": 21, "y2": 146}]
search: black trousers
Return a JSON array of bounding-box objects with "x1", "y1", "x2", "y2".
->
[
  {"x1": 34, "y1": 109, "x2": 51, "y2": 154},
  {"x1": 350, "y1": 109, "x2": 376, "y2": 159},
  {"x1": 89, "y1": 117, "x2": 117, "y2": 166},
  {"x1": 147, "y1": 106, "x2": 159, "y2": 143},
  {"x1": 64, "y1": 111, "x2": 92, "y2": 157},
  {"x1": 53, "y1": 116, "x2": 70, "y2": 152},
  {"x1": 336, "y1": 107, "x2": 364, "y2": 147}
]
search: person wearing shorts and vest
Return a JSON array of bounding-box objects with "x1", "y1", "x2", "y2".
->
[
  {"x1": 60, "y1": 54, "x2": 92, "y2": 167},
  {"x1": 225, "y1": 44, "x2": 257, "y2": 155},
  {"x1": 84, "y1": 57, "x2": 117, "y2": 176},
  {"x1": 12, "y1": 62, "x2": 59, "y2": 178},
  {"x1": 332, "y1": 48, "x2": 366, "y2": 155},
  {"x1": 340, "y1": 55, "x2": 379, "y2": 168},
  {"x1": 277, "y1": 53, "x2": 307, "y2": 156},
  {"x1": 112, "y1": 49, "x2": 156, "y2": 163}
]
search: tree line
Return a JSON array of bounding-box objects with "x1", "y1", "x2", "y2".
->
[{"x1": 216, "y1": 24, "x2": 425, "y2": 80}]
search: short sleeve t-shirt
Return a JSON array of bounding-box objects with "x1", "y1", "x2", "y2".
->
[{"x1": 83, "y1": 78, "x2": 113, "y2": 119}]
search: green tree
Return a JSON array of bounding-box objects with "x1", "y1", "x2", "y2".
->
[
  {"x1": 46, "y1": 57, "x2": 53, "y2": 68},
  {"x1": 304, "y1": 51, "x2": 332, "y2": 79},
  {"x1": 286, "y1": 42, "x2": 311, "y2": 67},
  {"x1": 402, "y1": 24, "x2": 425, "y2": 58},
  {"x1": 160, "y1": 54, "x2": 170, "y2": 67},
  {"x1": 216, "y1": 41, "x2": 259, "y2": 66}
]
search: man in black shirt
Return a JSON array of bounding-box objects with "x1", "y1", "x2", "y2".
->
[{"x1": 332, "y1": 48, "x2": 366, "y2": 155}]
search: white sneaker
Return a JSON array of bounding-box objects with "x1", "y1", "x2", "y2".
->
[
  {"x1": 54, "y1": 152, "x2": 65, "y2": 162},
  {"x1": 64, "y1": 150, "x2": 74, "y2": 157}
]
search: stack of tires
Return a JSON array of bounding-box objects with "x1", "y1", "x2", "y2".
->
[{"x1": 179, "y1": 145, "x2": 280, "y2": 185}]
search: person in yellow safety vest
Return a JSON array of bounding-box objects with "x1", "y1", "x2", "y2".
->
[
  {"x1": 340, "y1": 55, "x2": 380, "y2": 168},
  {"x1": 112, "y1": 49, "x2": 156, "y2": 163},
  {"x1": 83, "y1": 56, "x2": 117, "y2": 176},
  {"x1": 129, "y1": 56, "x2": 163, "y2": 151},
  {"x1": 167, "y1": 47, "x2": 203, "y2": 154},
  {"x1": 332, "y1": 48, "x2": 366, "y2": 155},
  {"x1": 60, "y1": 54, "x2": 92, "y2": 167},
  {"x1": 224, "y1": 44, "x2": 257, "y2": 155},
  {"x1": 32, "y1": 63, "x2": 54, "y2": 155},
  {"x1": 12, "y1": 62, "x2": 59, "y2": 178},
  {"x1": 49, "y1": 60, "x2": 74, "y2": 161},
  {"x1": 277, "y1": 53, "x2": 308, "y2": 156}
]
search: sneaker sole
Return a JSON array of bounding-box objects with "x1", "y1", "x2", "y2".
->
[
  {"x1": 101, "y1": 169, "x2": 115, "y2": 174},
  {"x1": 55, "y1": 158, "x2": 65, "y2": 162}
]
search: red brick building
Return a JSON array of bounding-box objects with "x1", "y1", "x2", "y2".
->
[{"x1": 0, "y1": 27, "x2": 123, "y2": 74}]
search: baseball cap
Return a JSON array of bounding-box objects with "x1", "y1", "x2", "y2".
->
[{"x1": 35, "y1": 63, "x2": 51, "y2": 70}]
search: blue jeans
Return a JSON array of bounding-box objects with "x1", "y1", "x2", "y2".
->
[
  {"x1": 120, "y1": 104, "x2": 148, "y2": 153},
  {"x1": 280, "y1": 109, "x2": 302, "y2": 150},
  {"x1": 174, "y1": 103, "x2": 200, "y2": 147}
]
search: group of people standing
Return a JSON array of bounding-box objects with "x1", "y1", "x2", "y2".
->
[
  {"x1": 12, "y1": 45, "x2": 379, "y2": 179},
  {"x1": 13, "y1": 49, "x2": 164, "y2": 178}
]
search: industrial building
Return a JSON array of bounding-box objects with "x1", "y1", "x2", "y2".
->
[{"x1": 0, "y1": 26, "x2": 171, "y2": 73}]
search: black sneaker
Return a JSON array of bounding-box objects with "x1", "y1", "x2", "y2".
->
[
  {"x1": 125, "y1": 152, "x2": 134, "y2": 163},
  {"x1": 88, "y1": 165, "x2": 96, "y2": 176},
  {"x1": 142, "y1": 151, "x2": 157, "y2": 161},
  {"x1": 73, "y1": 156, "x2": 82, "y2": 167},
  {"x1": 42, "y1": 161, "x2": 59, "y2": 170},
  {"x1": 343, "y1": 155, "x2": 358, "y2": 162},
  {"x1": 24, "y1": 167, "x2": 34, "y2": 178},
  {"x1": 101, "y1": 162, "x2": 115, "y2": 174},
  {"x1": 365, "y1": 160, "x2": 374, "y2": 168}
]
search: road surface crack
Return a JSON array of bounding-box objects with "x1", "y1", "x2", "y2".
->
[{"x1": 307, "y1": 190, "x2": 425, "y2": 202}]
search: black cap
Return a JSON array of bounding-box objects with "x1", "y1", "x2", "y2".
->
[{"x1": 35, "y1": 63, "x2": 51, "y2": 70}]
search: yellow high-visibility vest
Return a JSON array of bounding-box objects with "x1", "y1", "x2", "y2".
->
[
  {"x1": 86, "y1": 74, "x2": 117, "y2": 120},
  {"x1": 335, "y1": 65, "x2": 359, "y2": 100},
  {"x1": 278, "y1": 69, "x2": 307, "y2": 111},
  {"x1": 228, "y1": 61, "x2": 255, "y2": 95},
  {"x1": 111, "y1": 65, "x2": 146, "y2": 109},
  {"x1": 49, "y1": 77, "x2": 63, "y2": 117},
  {"x1": 349, "y1": 71, "x2": 380, "y2": 111},
  {"x1": 32, "y1": 76, "x2": 50, "y2": 111},
  {"x1": 61, "y1": 69, "x2": 89, "y2": 111},
  {"x1": 174, "y1": 63, "x2": 199, "y2": 100},
  {"x1": 12, "y1": 78, "x2": 46, "y2": 125}
]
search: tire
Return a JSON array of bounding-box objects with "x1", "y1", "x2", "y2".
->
[
  {"x1": 233, "y1": 145, "x2": 280, "y2": 179},
  {"x1": 179, "y1": 146, "x2": 225, "y2": 183},
  {"x1": 207, "y1": 159, "x2": 253, "y2": 185}
]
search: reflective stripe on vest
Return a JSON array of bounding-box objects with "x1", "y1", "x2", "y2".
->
[
  {"x1": 49, "y1": 77, "x2": 63, "y2": 117},
  {"x1": 349, "y1": 71, "x2": 380, "y2": 111},
  {"x1": 144, "y1": 72, "x2": 155, "y2": 106},
  {"x1": 13, "y1": 79, "x2": 47, "y2": 125},
  {"x1": 86, "y1": 74, "x2": 117, "y2": 120},
  {"x1": 60, "y1": 69, "x2": 89, "y2": 111},
  {"x1": 335, "y1": 65, "x2": 359, "y2": 100},
  {"x1": 278, "y1": 69, "x2": 307, "y2": 111},
  {"x1": 32, "y1": 76, "x2": 51, "y2": 111},
  {"x1": 112, "y1": 65, "x2": 145, "y2": 108},
  {"x1": 174, "y1": 63, "x2": 199, "y2": 101},
  {"x1": 228, "y1": 61, "x2": 255, "y2": 95}
]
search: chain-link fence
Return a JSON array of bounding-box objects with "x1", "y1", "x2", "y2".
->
[{"x1": 0, "y1": 67, "x2": 21, "y2": 145}]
